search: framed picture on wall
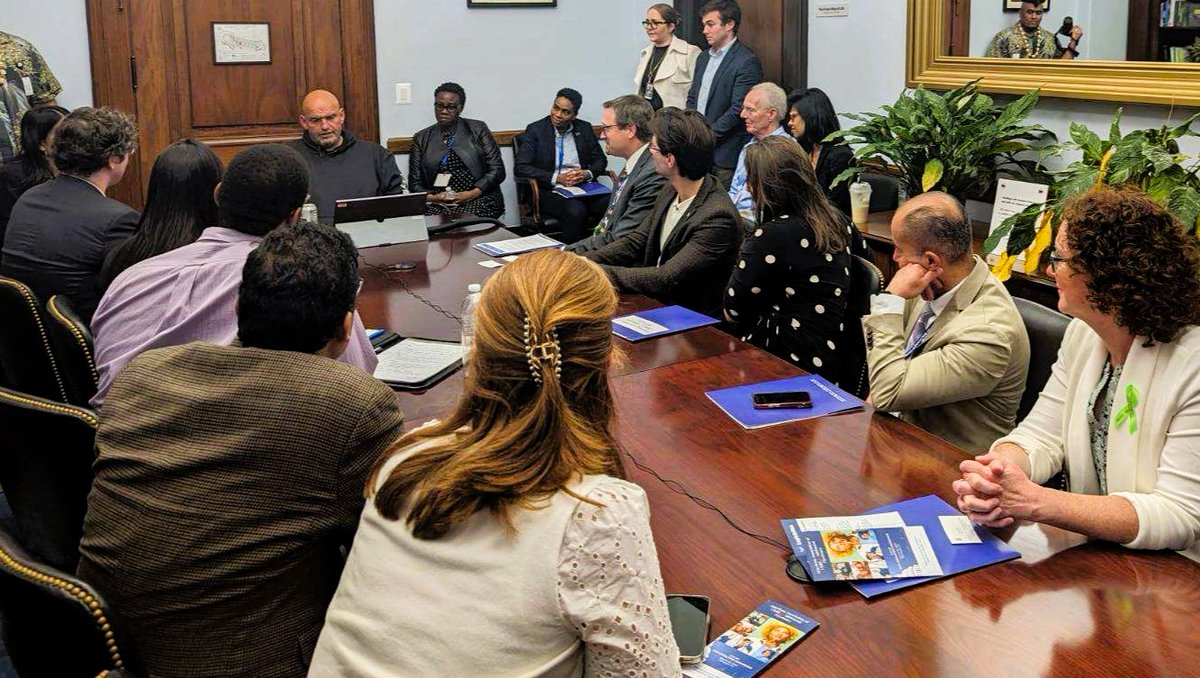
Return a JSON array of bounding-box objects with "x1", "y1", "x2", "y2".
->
[
  {"x1": 212, "y1": 22, "x2": 271, "y2": 64},
  {"x1": 1004, "y1": 0, "x2": 1049, "y2": 10},
  {"x1": 467, "y1": 0, "x2": 556, "y2": 6}
]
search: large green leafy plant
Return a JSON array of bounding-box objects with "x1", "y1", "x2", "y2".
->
[
  {"x1": 984, "y1": 109, "x2": 1200, "y2": 269},
  {"x1": 829, "y1": 80, "x2": 1053, "y2": 198}
]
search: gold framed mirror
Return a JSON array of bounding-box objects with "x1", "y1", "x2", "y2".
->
[{"x1": 908, "y1": 0, "x2": 1200, "y2": 107}]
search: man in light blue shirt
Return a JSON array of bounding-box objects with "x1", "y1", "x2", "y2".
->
[{"x1": 728, "y1": 82, "x2": 794, "y2": 223}]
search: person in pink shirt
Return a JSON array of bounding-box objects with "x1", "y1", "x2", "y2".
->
[{"x1": 90, "y1": 144, "x2": 378, "y2": 407}]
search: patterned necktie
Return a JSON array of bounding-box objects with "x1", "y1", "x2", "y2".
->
[
  {"x1": 903, "y1": 302, "x2": 936, "y2": 357},
  {"x1": 593, "y1": 167, "x2": 630, "y2": 236}
]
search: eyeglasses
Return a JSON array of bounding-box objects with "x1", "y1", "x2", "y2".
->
[
  {"x1": 642, "y1": 19, "x2": 668, "y2": 27},
  {"x1": 598, "y1": 123, "x2": 625, "y2": 132},
  {"x1": 1048, "y1": 248, "x2": 1072, "y2": 271},
  {"x1": 434, "y1": 103, "x2": 460, "y2": 112}
]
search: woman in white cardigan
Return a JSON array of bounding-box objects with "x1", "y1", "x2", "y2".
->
[
  {"x1": 953, "y1": 187, "x2": 1200, "y2": 561},
  {"x1": 309, "y1": 250, "x2": 681, "y2": 677},
  {"x1": 634, "y1": 4, "x2": 700, "y2": 110}
]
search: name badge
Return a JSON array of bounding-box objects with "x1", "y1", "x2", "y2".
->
[
  {"x1": 22, "y1": 76, "x2": 34, "y2": 96},
  {"x1": 433, "y1": 173, "x2": 452, "y2": 189}
]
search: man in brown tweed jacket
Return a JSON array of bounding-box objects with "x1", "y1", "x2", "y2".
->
[
  {"x1": 582, "y1": 107, "x2": 741, "y2": 319},
  {"x1": 77, "y1": 221, "x2": 404, "y2": 677}
]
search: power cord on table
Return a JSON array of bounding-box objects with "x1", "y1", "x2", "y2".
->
[
  {"x1": 620, "y1": 444, "x2": 792, "y2": 555},
  {"x1": 363, "y1": 261, "x2": 462, "y2": 325}
]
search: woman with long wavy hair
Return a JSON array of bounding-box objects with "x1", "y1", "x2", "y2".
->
[
  {"x1": 310, "y1": 249, "x2": 681, "y2": 677},
  {"x1": 98, "y1": 138, "x2": 222, "y2": 291}
]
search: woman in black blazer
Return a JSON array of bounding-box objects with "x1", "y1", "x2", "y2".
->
[
  {"x1": 723, "y1": 136, "x2": 861, "y2": 382},
  {"x1": 786, "y1": 88, "x2": 854, "y2": 217},
  {"x1": 408, "y1": 82, "x2": 505, "y2": 219}
]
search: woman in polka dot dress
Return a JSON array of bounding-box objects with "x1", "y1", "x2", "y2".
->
[{"x1": 723, "y1": 135, "x2": 866, "y2": 382}]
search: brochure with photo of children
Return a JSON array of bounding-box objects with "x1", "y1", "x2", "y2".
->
[
  {"x1": 683, "y1": 600, "x2": 818, "y2": 678},
  {"x1": 781, "y1": 511, "x2": 944, "y2": 581}
]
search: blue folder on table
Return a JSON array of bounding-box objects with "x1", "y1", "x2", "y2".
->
[
  {"x1": 705, "y1": 374, "x2": 864, "y2": 429},
  {"x1": 851, "y1": 494, "x2": 1021, "y2": 598},
  {"x1": 551, "y1": 180, "x2": 612, "y2": 199},
  {"x1": 611, "y1": 305, "x2": 719, "y2": 342}
]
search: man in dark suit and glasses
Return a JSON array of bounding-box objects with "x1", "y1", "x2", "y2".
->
[
  {"x1": 686, "y1": 0, "x2": 763, "y2": 189},
  {"x1": 581, "y1": 107, "x2": 741, "y2": 318},
  {"x1": 567, "y1": 95, "x2": 667, "y2": 255},
  {"x1": 514, "y1": 87, "x2": 609, "y2": 244},
  {"x1": 1, "y1": 106, "x2": 139, "y2": 322}
]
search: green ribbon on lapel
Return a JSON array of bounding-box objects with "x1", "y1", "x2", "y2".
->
[{"x1": 1114, "y1": 384, "x2": 1139, "y2": 435}]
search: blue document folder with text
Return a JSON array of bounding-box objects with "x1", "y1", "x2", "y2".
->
[
  {"x1": 705, "y1": 374, "x2": 865, "y2": 429},
  {"x1": 850, "y1": 494, "x2": 1021, "y2": 598},
  {"x1": 611, "y1": 305, "x2": 719, "y2": 341}
]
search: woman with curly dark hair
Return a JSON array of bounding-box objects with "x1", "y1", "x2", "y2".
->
[{"x1": 953, "y1": 186, "x2": 1200, "y2": 560}]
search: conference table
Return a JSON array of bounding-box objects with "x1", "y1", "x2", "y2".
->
[{"x1": 355, "y1": 220, "x2": 1200, "y2": 677}]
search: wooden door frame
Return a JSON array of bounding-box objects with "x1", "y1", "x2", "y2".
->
[
  {"x1": 86, "y1": 0, "x2": 380, "y2": 208},
  {"x1": 946, "y1": 0, "x2": 971, "y2": 57}
]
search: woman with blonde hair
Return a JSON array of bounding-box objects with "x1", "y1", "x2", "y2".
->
[
  {"x1": 309, "y1": 249, "x2": 681, "y2": 677},
  {"x1": 724, "y1": 135, "x2": 866, "y2": 383}
]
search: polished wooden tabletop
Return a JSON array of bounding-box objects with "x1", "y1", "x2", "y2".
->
[{"x1": 357, "y1": 220, "x2": 1200, "y2": 678}]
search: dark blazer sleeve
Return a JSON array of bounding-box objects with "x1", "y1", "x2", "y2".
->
[
  {"x1": 610, "y1": 168, "x2": 666, "y2": 241},
  {"x1": 821, "y1": 143, "x2": 855, "y2": 216},
  {"x1": 601, "y1": 194, "x2": 740, "y2": 300},
  {"x1": 376, "y1": 147, "x2": 406, "y2": 196},
  {"x1": 711, "y1": 49, "x2": 763, "y2": 138},
  {"x1": 471, "y1": 120, "x2": 506, "y2": 194},
  {"x1": 582, "y1": 198, "x2": 659, "y2": 266},
  {"x1": 514, "y1": 122, "x2": 553, "y2": 187},
  {"x1": 104, "y1": 206, "x2": 139, "y2": 256},
  {"x1": 408, "y1": 128, "x2": 429, "y2": 193}
]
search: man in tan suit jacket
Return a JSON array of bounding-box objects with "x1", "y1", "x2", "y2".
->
[{"x1": 863, "y1": 192, "x2": 1030, "y2": 454}]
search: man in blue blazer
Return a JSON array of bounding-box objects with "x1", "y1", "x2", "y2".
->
[
  {"x1": 514, "y1": 88, "x2": 609, "y2": 244},
  {"x1": 686, "y1": 0, "x2": 763, "y2": 188}
]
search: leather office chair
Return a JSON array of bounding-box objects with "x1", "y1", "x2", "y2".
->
[
  {"x1": 46, "y1": 295, "x2": 100, "y2": 407},
  {"x1": 862, "y1": 173, "x2": 901, "y2": 213},
  {"x1": 511, "y1": 132, "x2": 562, "y2": 237},
  {"x1": 0, "y1": 386, "x2": 97, "y2": 572},
  {"x1": 837, "y1": 255, "x2": 883, "y2": 398},
  {"x1": 0, "y1": 275, "x2": 69, "y2": 403},
  {"x1": 1014, "y1": 297, "x2": 1071, "y2": 423},
  {"x1": 0, "y1": 525, "x2": 144, "y2": 678}
]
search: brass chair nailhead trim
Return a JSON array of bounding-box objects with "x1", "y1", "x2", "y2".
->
[
  {"x1": 0, "y1": 545, "x2": 124, "y2": 670},
  {"x1": 0, "y1": 389, "x2": 99, "y2": 428},
  {"x1": 48, "y1": 295, "x2": 99, "y2": 385},
  {"x1": 0, "y1": 278, "x2": 68, "y2": 402}
]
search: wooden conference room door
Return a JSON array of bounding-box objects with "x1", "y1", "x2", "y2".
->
[{"x1": 86, "y1": 0, "x2": 380, "y2": 210}]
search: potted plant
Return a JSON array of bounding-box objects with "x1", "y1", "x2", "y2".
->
[
  {"x1": 984, "y1": 109, "x2": 1200, "y2": 280},
  {"x1": 828, "y1": 79, "x2": 1054, "y2": 201}
]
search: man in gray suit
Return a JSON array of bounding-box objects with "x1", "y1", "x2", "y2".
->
[
  {"x1": 567, "y1": 95, "x2": 666, "y2": 254},
  {"x1": 863, "y1": 192, "x2": 1030, "y2": 454}
]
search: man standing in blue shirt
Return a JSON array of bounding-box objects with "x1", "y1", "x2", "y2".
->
[{"x1": 686, "y1": 0, "x2": 763, "y2": 189}]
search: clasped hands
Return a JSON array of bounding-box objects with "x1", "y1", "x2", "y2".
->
[
  {"x1": 555, "y1": 169, "x2": 589, "y2": 187},
  {"x1": 952, "y1": 452, "x2": 1044, "y2": 528},
  {"x1": 428, "y1": 187, "x2": 481, "y2": 204},
  {"x1": 885, "y1": 262, "x2": 944, "y2": 300}
]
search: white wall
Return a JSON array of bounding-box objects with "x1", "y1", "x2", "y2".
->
[
  {"x1": 1, "y1": 2, "x2": 94, "y2": 108},
  {"x1": 810, "y1": 1, "x2": 1197, "y2": 174},
  {"x1": 968, "y1": 0, "x2": 1128, "y2": 61},
  {"x1": 375, "y1": 0, "x2": 649, "y2": 222}
]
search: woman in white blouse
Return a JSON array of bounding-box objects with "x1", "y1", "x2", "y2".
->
[
  {"x1": 634, "y1": 4, "x2": 701, "y2": 110},
  {"x1": 309, "y1": 249, "x2": 681, "y2": 677},
  {"x1": 953, "y1": 187, "x2": 1200, "y2": 561}
]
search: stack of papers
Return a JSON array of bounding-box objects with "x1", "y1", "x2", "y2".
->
[
  {"x1": 474, "y1": 234, "x2": 563, "y2": 257},
  {"x1": 683, "y1": 600, "x2": 818, "y2": 678},
  {"x1": 373, "y1": 338, "x2": 462, "y2": 389},
  {"x1": 611, "y1": 305, "x2": 719, "y2": 341},
  {"x1": 705, "y1": 374, "x2": 864, "y2": 429}
]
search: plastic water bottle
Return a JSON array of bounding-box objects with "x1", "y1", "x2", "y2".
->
[{"x1": 461, "y1": 283, "x2": 482, "y2": 362}]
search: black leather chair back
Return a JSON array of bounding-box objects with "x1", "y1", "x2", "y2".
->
[
  {"x1": 0, "y1": 387, "x2": 97, "y2": 572},
  {"x1": 45, "y1": 295, "x2": 100, "y2": 406},
  {"x1": 862, "y1": 173, "x2": 901, "y2": 213},
  {"x1": 837, "y1": 255, "x2": 883, "y2": 398},
  {"x1": 1014, "y1": 297, "x2": 1070, "y2": 423},
  {"x1": 0, "y1": 276, "x2": 68, "y2": 402},
  {"x1": 0, "y1": 525, "x2": 144, "y2": 678},
  {"x1": 511, "y1": 133, "x2": 561, "y2": 236}
]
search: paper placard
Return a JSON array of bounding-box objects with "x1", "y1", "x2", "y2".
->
[
  {"x1": 478, "y1": 260, "x2": 504, "y2": 269},
  {"x1": 816, "y1": 2, "x2": 849, "y2": 17},
  {"x1": 938, "y1": 515, "x2": 983, "y2": 544},
  {"x1": 612, "y1": 315, "x2": 670, "y2": 336},
  {"x1": 986, "y1": 179, "x2": 1049, "y2": 265}
]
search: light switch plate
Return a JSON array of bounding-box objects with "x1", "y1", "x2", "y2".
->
[{"x1": 396, "y1": 83, "x2": 412, "y2": 105}]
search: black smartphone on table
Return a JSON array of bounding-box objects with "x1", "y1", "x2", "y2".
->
[
  {"x1": 667, "y1": 594, "x2": 711, "y2": 665},
  {"x1": 751, "y1": 391, "x2": 813, "y2": 410}
]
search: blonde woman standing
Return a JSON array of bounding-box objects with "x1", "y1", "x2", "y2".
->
[
  {"x1": 634, "y1": 4, "x2": 701, "y2": 110},
  {"x1": 309, "y1": 249, "x2": 681, "y2": 677}
]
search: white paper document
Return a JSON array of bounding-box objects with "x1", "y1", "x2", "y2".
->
[
  {"x1": 474, "y1": 234, "x2": 562, "y2": 257},
  {"x1": 938, "y1": 514, "x2": 983, "y2": 544},
  {"x1": 373, "y1": 338, "x2": 462, "y2": 385},
  {"x1": 986, "y1": 179, "x2": 1049, "y2": 265},
  {"x1": 478, "y1": 260, "x2": 504, "y2": 269},
  {"x1": 611, "y1": 315, "x2": 670, "y2": 336},
  {"x1": 791, "y1": 511, "x2": 907, "y2": 531}
]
